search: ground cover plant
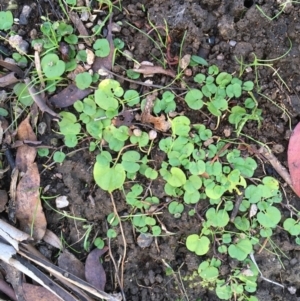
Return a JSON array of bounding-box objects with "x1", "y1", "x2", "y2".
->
[{"x1": 0, "y1": 1, "x2": 300, "y2": 301}]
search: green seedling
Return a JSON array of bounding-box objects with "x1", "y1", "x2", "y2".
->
[
  {"x1": 53, "y1": 151, "x2": 66, "y2": 163},
  {"x1": 94, "y1": 237, "x2": 105, "y2": 249},
  {"x1": 13, "y1": 83, "x2": 34, "y2": 106},
  {"x1": 41, "y1": 53, "x2": 66, "y2": 79},
  {"x1": 236, "y1": 38, "x2": 292, "y2": 91},
  {"x1": 168, "y1": 201, "x2": 184, "y2": 218},
  {"x1": 256, "y1": 1, "x2": 299, "y2": 20},
  {"x1": 75, "y1": 72, "x2": 92, "y2": 90},
  {"x1": 0, "y1": 11, "x2": 13, "y2": 31}
]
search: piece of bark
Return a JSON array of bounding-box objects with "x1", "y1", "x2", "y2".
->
[
  {"x1": 69, "y1": 11, "x2": 93, "y2": 46},
  {"x1": 16, "y1": 163, "x2": 47, "y2": 240},
  {"x1": 85, "y1": 247, "x2": 108, "y2": 291},
  {"x1": 0, "y1": 72, "x2": 20, "y2": 87},
  {"x1": 15, "y1": 115, "x2": 37, "y2": 173},
  {"x1": 49, "y1": 84, "x2": 92, "y2": 108}
]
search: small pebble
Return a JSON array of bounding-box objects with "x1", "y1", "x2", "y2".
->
[
  {"x1": 9, "y1": 35, "x2": 29, "y2": 54},
  {"x1": 19, "y1": 5, "x2": 32, "y2": 25},
  {"x1": 229, "y1": 40, "x2": 237, "y2": 47},
  {"x1": 111, "y1": 22, "x2": 121, "y2": 33},
  {"x1": 217, "y1": 54, "x2": 224, "y2": 60},
  {"x1": 122, "y1": 50, "x2": 133, "y2": 61},
  {"x1": 86, "y1": 48, "x2": 95, "y2": 65},
  {"x1": 38, "y1": 122, "x2": 47, "y2": 135},
  {"x1": 55, "y1": 196, "x2": 69, "y2": 209},
  {"x1": 148, "y1": 130, "x2": 157, "y2": 140},
  {"x1": 137, "y1": 233, "x2": 153, "y2": 248},
  {"x1": 80, "y1": 10, "x2": 89, "y2": 22},
  {"x1": 272, "y1": 144, "x2": 284, "y2": 154},
  {"x1": 133, "y1": 128, "x2": 142, "y2": 137}
]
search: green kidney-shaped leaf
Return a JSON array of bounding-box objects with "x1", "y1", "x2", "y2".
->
[
  {"x1": 41, "y1": 53, "x2": 66, "y2": 78},
  {"x1": 228, "y1": 238, "x2": 253, "y2": 261},
  {"x1": 257, "y1": 206, "x2": 281, "y2": 228},
  {"x1": 0, "y1": 11, "x2": 13, "y2": 31},
  {"x1": 283, "y1": 218, "x2": 300, "y2": 236},
  {"x1": 168, "y1": 167, "x2": 186, "y2": 187},
  {"x1": 185, "y1": 89, "x2": 204, "y2": 110},
  {"x1": 94, "y1": 163, "x2": 125, "y2": 192},
  {"x1": 186, "y1": 234, "x2": 210, "y2": 255}
]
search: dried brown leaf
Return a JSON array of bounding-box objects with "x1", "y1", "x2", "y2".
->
[
  {"x1": 49, "y1": 84, "x2": 93, "y2": 108},
  {"x1": 112, "y1": 110, "x2": 135, "y2": 127},
  {"x1": 58, "y1": 250, "x2": 85, "y2": 280},
  {"x1": 133, "y1": 64, "x2": 176, "y2": 78},
  {"x1": 85, "y1": 247, "x2": 108, "y2": 291},
  {"x1": 23, "y1": 283, "x2": 62, "y2": 301},
  {"x1": 15, "y1": 116, "x2": 37, "y2": 173},
  {"x1": 0, "y1": 72, "x2": 20, "y2": 87},
  {"x1": 16, "y1": 163, "x2": 47, "y2": 240},
  {"x1": 141, "y1": 92, "x2": 171, "y2": 132},
  {"x1": 69, "y1": 12, "x2": 93, "y2": 46}
]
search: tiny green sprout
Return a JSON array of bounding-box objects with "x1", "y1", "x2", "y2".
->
[
  {"x1": 0, "y1": 11, "x2": 13, "y2": 31},
  {"x1": 38, "y1": 148, "x2": 50, "y2": 157},
  {"x1": 53, "y1": 151, "x2": 66, "y2": 163},
  {"x1": 75, "y1": 72, "x2": 92, "y2": 90},
  {"x1": 107, "y1": 229, "x2": 117, "y2": 238},
  {"x1": 228, "y1": 237, "x2": 252, "y2": 261},
  {"x1": 94, "y1": 163, "x2": 125, "y2": 192},
  {"x1": 13, "y1": 83, "x2": 34, "y2": 106},
  {"x1": 41, "y1": 53, "x2": 66, "y2": 78},
  {"x1": 184, "y1": 89, "x2": 204, "y2": 110},
  {"x1": 93, "y1": 38, "x2": 110, "y2": 57},
  {"x1": 152, "y1": 225, "x2": 161, "y2": 236},
  {"x1": 0, "y1": 108, "x2": 8, "y2": 117},
  {"x1": 198, "y1": 259, "x2": 221, "y2": 282},
  {"x1": 94, "y1": 237, "x2": 105, "y2": 249},
  {"x1": 186, "y1": 234, "x2": 210, "y2": 256},
  {"x1": 126, "y1": 69, "x2": 140, "y2": 79},
  {"x1": 107, "y1": 212, "x2": 119, "y2": 226},
  {"x1": 168, "y1": 201, "x2": 184, "y2": 217},
  {"x1": 189, "y1": 55, "x2": 208, "y2": 67},
  {"x1": 124, "y1": 90, "x2": 140, "y2": 106},
  {"x1": 114, "y1": 38, "x2": 125, "y2": 50}
]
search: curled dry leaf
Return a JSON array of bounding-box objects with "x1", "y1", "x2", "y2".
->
[
  {"x1": 0, "y1": 72, "x2": 20, "y2": 87},
  {"x1": 112, "y1": 110, "x2": 135, "y2": 127},
  {"x1": 42, "y1": 230, "x2": 62, "y2": 250},
  {"x1": 23, "y1": 283, "x2": 62, "y2": 301},
  {"x1": 16, "y1": 163, "x2": 47, "y2": 240},
  {"x1": 141, "y1": 92, "x2": 171, "y2": 132},
  {"x1": 58, "y1": 250, "x2": 85, "y2": 280},
  {"x1": 49, "y1": 84, "x2": 93, "y2": 108},
  {"x1": 133, "y1": 64, "x2": 176, "y2": 78},
  {"x1": 69, "y1": 11, "x2": 93, "y2": 46},
  {"x1": 85, "y1": 247, "x2": 108, "y2": 291},
  {"x1": 15, "y1": 116, "x2": 37, "y2": 173},
  {"x1": 288, "y1": 122, "x2": 300, "y2": 196}
]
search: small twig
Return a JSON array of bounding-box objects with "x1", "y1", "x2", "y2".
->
[
  {"x1": 257, "y1": 238, "x2": 269, "y2": 254},
  {"x1": 109, "y1": 192, "x2": 127, "y2": 301},
  {"x1": 259, "y1": 146, "x2": 295, "y2": 193},
  {"x1": 249, "y1": 252, "x2": 285, "y2": 289},
  {"x1": 104, "y1": 68, "x2": 186, "y2": 90},
  {"x1": 230, "y1": 191, "x2": 244, "y2": 222},
  {"x1": 24, "y1": 78, "x2": 60, "y2": 119}
]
